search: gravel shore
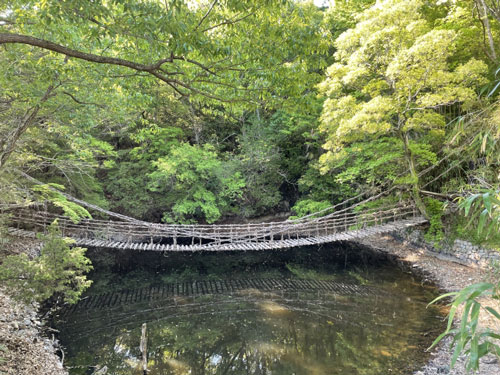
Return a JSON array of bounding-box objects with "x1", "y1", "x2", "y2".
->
[
  {"x1": 0, "y1": 237, "x2": 66, "y2": 375},
  {"x1": 357, "y1": 233, "x2": 500, "y2": 375}
]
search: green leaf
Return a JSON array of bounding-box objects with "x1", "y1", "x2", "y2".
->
[{"x1": 485, "y1": 307, "x2": 500, "y2": 320}]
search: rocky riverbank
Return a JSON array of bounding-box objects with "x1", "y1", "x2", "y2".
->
[
  {"x1": 0, "y1": 236, "x2": 66, "y2": 375},
  {"x1": 357, "y1": 231, "x2": 500, "y2": 375},
  {"x1": 0, "y1": 289, "x2": 67, "y2": 375}
]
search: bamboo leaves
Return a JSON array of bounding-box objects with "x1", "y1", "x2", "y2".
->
[
  {"x1": 460, "y1": 190, "x2": 500, "y2": 238},
  {"x1": 428, "y1": 282, "x2": 500, "y2": 371}
]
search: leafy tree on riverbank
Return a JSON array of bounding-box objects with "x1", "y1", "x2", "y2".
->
[
  {"x1": 0, "y1": 221, "x2": 92, "y2": 304},
  {"x1": 317, "y1": 0, "x2": 488, "y2": 215}
]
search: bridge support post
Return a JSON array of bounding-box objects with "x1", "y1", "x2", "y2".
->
[{"x1": 173, "y1": 225, "x2": 177, "y2": 249}]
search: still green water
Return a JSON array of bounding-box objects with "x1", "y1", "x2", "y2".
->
[{"x1": 53, "y1": 244, "x2": 446, "y2": 375}]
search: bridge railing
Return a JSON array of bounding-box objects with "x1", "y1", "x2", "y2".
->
[{"x1": 6, "y1": 201, "x2": 421, "y2": 246}]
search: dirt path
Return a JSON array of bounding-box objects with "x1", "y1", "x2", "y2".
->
[{"x1": 357, "y1": 233, "x2": 500, "y2": 375}]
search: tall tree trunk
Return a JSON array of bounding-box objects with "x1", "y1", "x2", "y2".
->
[
  {"x1": 476, "y1": 0, "x2": 498, "y2": 61},
  {"x1": 0, "y1": 85, "x2": 54, "y2": 171},
  {"x1": 402, "y1": 132, "x2": 427, "y2": 218}
]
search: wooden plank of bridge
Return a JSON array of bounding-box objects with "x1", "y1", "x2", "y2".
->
[{"x1": 10, "y1": 205, "x2": 426, "y2": 252}]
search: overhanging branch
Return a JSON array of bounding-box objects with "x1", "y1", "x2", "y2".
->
[{"x1": 0, "y1": 32, "x2": 252, "y2": 103}]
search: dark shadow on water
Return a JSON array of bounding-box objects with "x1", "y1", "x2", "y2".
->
[{"x1": 53, "y1": 241, "x2": 446, "y2": 375}]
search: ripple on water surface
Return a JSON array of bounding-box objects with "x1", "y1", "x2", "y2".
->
[{"x1": 53, "y1": 244, "x2": 446, "y2": 375}]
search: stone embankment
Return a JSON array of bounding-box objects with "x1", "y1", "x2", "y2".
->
[
  {"x1": 395, "y1": 228, "x2": 500, "y2": 268},
  {"x1": 358, "y1": 227, "x2": 500, "y2": 375}
]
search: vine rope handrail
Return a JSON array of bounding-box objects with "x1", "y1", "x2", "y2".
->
[
  {"x1": 5, "y1": 198, "x2": 426, "y2": 251},
  {"x1": 12, "y1": 171, "x2": 410, "y2": 226}
]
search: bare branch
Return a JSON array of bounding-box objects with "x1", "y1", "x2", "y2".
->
[
  {"x1": 194, "y1": 0, "x2": 219, "y2": 32},
  {"x1": 0, "y1": 84, "x2": 58, "y2": 170},
  {"x1": 0, "y1": 32, "x2": 251, "y2": 103},
  {"x1": 173, "y1": 56, "x2": 218, "y2": 76},
  {"x1": 0, "y1": 33, "x2": 173, "y2": 72},
  {"x1": 62, "y1": 92, "x2": 106, "y2": 108},
  {"x1": 201, "y1": 13, "x2": 254, "y2": 33}
]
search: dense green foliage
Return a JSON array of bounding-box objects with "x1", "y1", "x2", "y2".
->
[
  {"x1": 2, "y1": 0, "x2": 497, "y2": 224},
  {"x1": 423, "y1": 197, "x2": 445, "y2": 245},
  {"x1": 0, "y1": 221, "x2": 92, "y2": 304},
  {"x1": 1, "y1": 3, "x2": 500, "y2": 357}
]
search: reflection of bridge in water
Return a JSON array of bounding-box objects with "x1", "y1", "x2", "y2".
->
[
  {"x1": 6, "y1": 199, "x2": 426, "y2": 251},
  {"x1": 62, "y1": 278, "x2": 384, "y2": 315},
  {"x1": 57, "y1": 278, "x2": 395, "y2": 340}
]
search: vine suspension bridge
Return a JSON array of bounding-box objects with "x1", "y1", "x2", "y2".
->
[{"x1": 4, "y1": 196, "x2": 427, "y2": 251}]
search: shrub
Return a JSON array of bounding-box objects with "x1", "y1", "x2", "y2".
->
[{"x1": 0, "y1": 220, "x2": 92, "y2": 305}]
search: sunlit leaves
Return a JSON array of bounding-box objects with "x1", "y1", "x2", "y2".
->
[
  {"x1": 428, "y1": 282, "x2": 500, "y2": 372},
  {"x1": 317, "y1": 0, "x2": 488, "y2": 193},
  {"x1": 31, "y1": 183, "x2": 91, "y2": 223},
  {"x1": 459, "y1": 190, "x2": 500, "y2": 237}
]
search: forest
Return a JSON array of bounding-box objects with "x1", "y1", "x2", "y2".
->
[
  {"x1": 0, "y1": 0, "x2": 499, "y2": 374},
  {"x1": 0, "y1": 0, "x2": 498, "y2": 230}
]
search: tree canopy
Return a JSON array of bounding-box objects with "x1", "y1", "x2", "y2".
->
[{"x1": 0, "y1": 0, "x2": 498, "y2": 227}]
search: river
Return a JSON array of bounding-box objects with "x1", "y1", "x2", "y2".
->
[{"x1": 52, "y1": 242, "x2": 446, "y2": 375}]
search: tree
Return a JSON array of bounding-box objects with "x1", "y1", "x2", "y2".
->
[
  {"x1": 317, "y1": 0, "x2": 488, "y2": 214},
  {"x1": 0, "y1": 221, "x2": 92, "y2": 304},
  {"x1": 0, "y1": 0, "x2": 330, "y2": 222},
  {"x1": 0, "y1": 0, "x2": 328, "y2": 166},
  {"x1": 147, "y1": 143, "x2": 245, "y2": 223}
]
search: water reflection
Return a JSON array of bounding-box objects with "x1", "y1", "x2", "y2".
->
[{"x1": 56, "y1": 280, "x2": 444, "y2": 375}]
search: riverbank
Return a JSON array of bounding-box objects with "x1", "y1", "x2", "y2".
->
[
  {"x1": 357, "y1": 232, "x2": 500, "y2": 375},
  {"x1": 1, "y1": 230, "x2": 499, "y2": 375},
  {"x1": 0, "y1": 289, "x2": 67, "y2": 375},
  {"x1": 0, "y1": 236, "x2": 66, "y2": 375}
]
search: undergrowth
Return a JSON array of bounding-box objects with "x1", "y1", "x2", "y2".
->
[
  {"x1": 447, "y1": 215, "x2": 500, "y2": 251},
  {"x1": 423, "y1": 197, "x2": 445, "y2": 247}
]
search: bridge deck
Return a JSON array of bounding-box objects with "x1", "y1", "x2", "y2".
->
[{"x1": 8, "y1": 216, "x2": 426, "y2": 251}]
